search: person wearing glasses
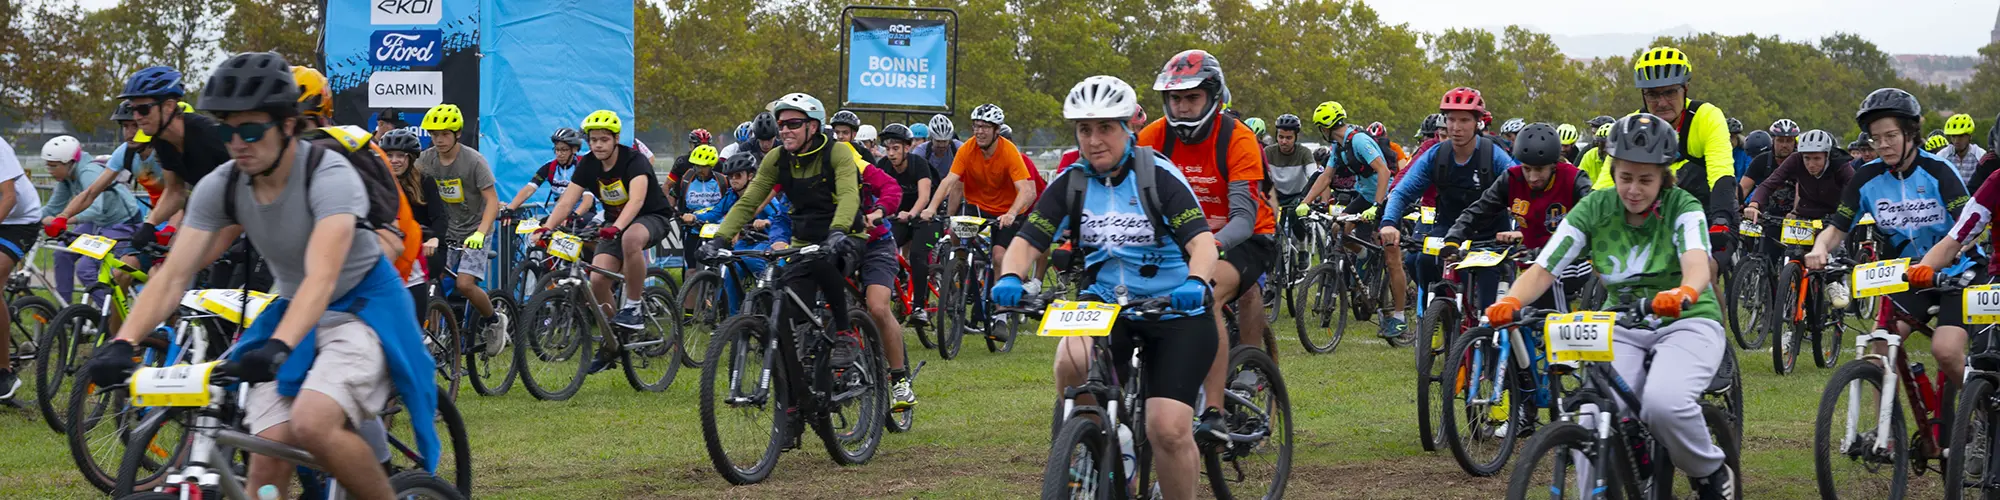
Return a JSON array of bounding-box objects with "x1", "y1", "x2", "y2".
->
[
  {"x1": 1625, "y1": 46, "x2": 1739, "y2": 268},
  {"x1": 55, "y1": 66, "x2": 230, "y2": 248}
]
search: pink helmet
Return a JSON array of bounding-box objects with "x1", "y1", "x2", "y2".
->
[{"x1": 1439, "y1": 87, "x2": 1486, "y2": 115}]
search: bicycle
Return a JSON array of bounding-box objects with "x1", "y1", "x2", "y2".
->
[
  {"x1": 515, "y1": 227, "x2": 682, "y2": 400},
  {"x1": 1289, "y1": 201, "x2": 1358, "y2": 355},
  {"x1": 1436, "y1": 244, "x2": 1539, "y2": 476},
  {"x1": 3, "y1": 237, "x2": 61, "y2": 416},
  {"x1": 35, "y1": 232, "x2": 160, "y2": 433},
  {"x1": 1726, "y1": 216, "x2": 1772, "y2": 350},
  {"x1": 1768, "y1": 217, "x2": 1852, "y2": 374},
  {"x1": 415, "y1": 251, "x2": 521, "y2": 400},
  {"x1": 1414, "y1": 237, "x2": 1513, "y2": 454},
  {"x1": 106, "y1": 362, "x2": 470, "y2": 500},
  {"x1": 697, "y1": 243, "x2": 890, "y2": 485},
  {"x1": 1943, "y1": 272, "x2": 2000, "y2": 500},
  {"x1": 1504, "y1": 299, "x2": 1745, "y2": 500},
  {"x1": 930, "y1": 214, "x2": 1018, "y2": 359}
]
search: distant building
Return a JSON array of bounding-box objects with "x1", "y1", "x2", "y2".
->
[{"x1": 1993, "y1": 5, "x2": 2000, "y2": 44}]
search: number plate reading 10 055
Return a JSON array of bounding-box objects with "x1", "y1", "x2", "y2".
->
[{"x1": 1544, "y1": 312, "x2": 1616, "y2": 363}]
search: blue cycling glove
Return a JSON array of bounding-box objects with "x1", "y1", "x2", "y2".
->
[
  {"x1": 1171, "y1": 277, "x2": 1211, "y2": 311},
  {"x1": 992, "y1": 274, "x2": 1025, "y2": 307}
]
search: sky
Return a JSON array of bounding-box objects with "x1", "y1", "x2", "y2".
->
[{"x1": 1365, "y1": 0, "x2": 1997, "y2": 56}]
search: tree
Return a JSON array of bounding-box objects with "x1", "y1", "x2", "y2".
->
[
  {"x1": 1961, "y1": 42, "x2": 2000, "y2": 118},
  {"x1": 223, "y1": 0, "x2": 320, "y2": 68}
]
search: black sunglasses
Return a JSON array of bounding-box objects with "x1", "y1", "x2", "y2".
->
[
  {"x1": 129, "y1": 102, "x2": 161, "y2": 116},
  {"x1": 215, "y1": 120, "x2": 279, "y2": 143},
  {"x1": 779, "y1": 118, "x2": 813, "y2": 130}
]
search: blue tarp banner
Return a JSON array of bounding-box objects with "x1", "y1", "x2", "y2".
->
[
  {"x1": 846, "y1": 17, "x2": 949, "y2": 109},
  {"x1": 325, "y1": 0, "x2": 480, "y2": 148},
  {"x1": 479, "y1": 0, "x2": 634, "y2": 197}
]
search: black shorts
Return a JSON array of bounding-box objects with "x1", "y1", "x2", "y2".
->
[
  {"x1": 891, "y1": 219, "x2": 937, "y2": 250},
  {"x1": 1889, "y1": 288, "x2": 1966, "y2": 330},
  {"x1": 0, "y1": 223, "x2": 37, "y2": 261},
  {"x1": 595, "y1": 213, "x2": 673, "y2": 262},
  {"x1": 1222, "y1": 235, "x2": 1276, "y2": 298},
  {"x1": 1109, "y1": 313, "x2": 1219, "y2": 409}
]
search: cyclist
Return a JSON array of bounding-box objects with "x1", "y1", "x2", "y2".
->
[
  {"x1": 1941, "y1": 113, "x2": 1986, "y2": 184},
  {"x1": 287, "y1": 66, "x2": 420, "y2": 278},
  {"x1": 1413, "y1": 113, "x2": 1446, "y2": 160},
  {"x1": 1265, "y1": 114, "x2": 1317, "y2": 246},
  {"x1": 1819, "y1": 89, "x2": 1972, "y2": 426},
  {"x1": 849, "y1": 147, "x2": 915, "y2": 410},
  {"x1": 1368, "y1": 122, "x2": 1409, "y2": 168},
  {"x1": 719, "y1": 112, "x2": 779, "y2": 164},
  {"x1": 1742, "y1": 119, "x2": 1801, "y2": 196},
  {"x1": 1486, "y1": 113, "x2": 1734, "y2": 498},
  {"x1": 857, "y1": 124, "x2": 881, "y2": 158},
  {"x1": 416, "y1": 103, "x2": 508, "y2": 353},
  {"x1": 1927, "y1": 133, "x2": 1950, "y2": 154},
  {"x1": 1974, "y1": 123, "x2": 2000, "y2": 191},
  {"x1": 1577, "y1": 123, "x2": 1615, "y2": 191},
  {"x1": 1851, "y1": 136, "x2": 1876, "y2": 169},
  {"x1": 1299, "y1": 101, "x2": 1408, "y2": 334},
  {"x1": 1442, "y1": 123, "x2": 1591, "y2": 311},
  {"x1": 665, "y1": 128, "x2": 717, "y2": 208},
  {"x1": 79, "y1": 53, "x2": 437, "y2": 499},
  {"x1": 503, "y1": 128, "x2": 596, "y2": 218},
  {"x1": 536, "y1": 110, "x2": 677, "y2": 343},
  {"x1": 675, "y1": 145, "x2": 726, "y2": 270},
  {"x1": 874, "y1": 124, "x2": 936, "y2": 324},
  {"x1": 916, "y1": 114, "x2": 964, "y2": 183},
  {"x1": 40, "y1": 136, "x2": 141, "y2": 303},
  {"x1": 1499, "y1": 118, "x2": 1525, "y2": 145},
  {"x1": 1380, "y1": 87, "x2": 1519, "y2": 335},
  {"x1": 104, "y1": 103, "x2": 168, "y2": 208},
  {"x1": 1744, "y1": 129, "x2": 1852, "y2": 267},
  {"x1": 0, "y1": 137, "x2": 40, "y2": 397},
  {"x1": 696, "y1": 152, "x2": 793, "y2": 311},
  {"x1": 1139, "y1": 50, "x2": 1277, "y2": 436},
  {"x1": 1556, "y1": 124, "x2": 1580, "y2": 164},
  {"x1": 1728, "y1": 118, "x2": 1750, "y2": 178},
  {"x1": 998, "y1": 75, "x2": 1218, "y2": 499},
  {"x1": 918, "y1": 103, "x2": 1035, "y2": 282},
  {"x1": 64, "y1": 66, "x2": 227, "y2": 247},
  {"x1": 831, "y1": 110, "x2": 879, "y2": 165},
  {"x1": 1625, "y1": 46, "x2": 1741, "y2": 267},
  {"x1": 1576, "y1": 115, "x2": 1617, "y2": 160},
  {"x1": 381, "y1": 128, "x2": 447, "y2": 303}
]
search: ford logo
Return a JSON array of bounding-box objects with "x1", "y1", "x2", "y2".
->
[{"x1": 369, "y1": 30, "x2": 442, "y2": 67}]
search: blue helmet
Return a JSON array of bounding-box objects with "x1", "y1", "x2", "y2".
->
[
  {"x1": 911, "y1": 122, "x2": 930, "y2": 140},
  {"x1": 118, "y1": 66, "x2": 186, "y2": 100},
  {"x1": 733, "y1": 121, "x2": 753, "y2": 144}
]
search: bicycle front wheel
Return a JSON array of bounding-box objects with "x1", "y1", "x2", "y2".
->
[
  {"x1": 699, "y1": 315, "x2": 786, "y2": 485},
  {"x1": 1947, "y1": 375, "x2": 2000, "y2": 500},
  {"x1": 466, "y1": 294, "x2": 518, "y2": 397},
  {"x1": 935, "y1": 263, "x2": 965, "y2": 360},
  {"x1": 621, "y1": 286, "x2": 683, "y2": 392},
  {"x1": 420, "y1": 298, "x2": 461, "y2": 403},
  {"x1": 816, "y1": 309, "x2": 889, "y2": 465},
  {"x1": 1813, "y1": 359, "x2": 1909, "y2": 499},
  {"x1": 1504, "y1": 421, "x2": 1602, "y2": 500},
  {"x1": 8, "y1": 295, "x2": 54, "y2": 407},
  {"x1": 1440, "y1": 330, "x2": 1520, "y2": 476},
  {"x1": 1205, "y1": 345, "x2": 1292, "y2": 499},
  {"x1": 1733, "y1": 256, "x2": 1770, "y2": 349},
  {"x1": 68, "y1": 382, "x2": 188, "y2": 494},
  {"x1": 36, "y1": 303, "x2": 103, "y2": 433},
  {"x1": 1294, "y1": 263, "x2": 1347, "y2": 355},
  {"x1": 676, "y1": 270, "x2": 726, "y2": 369},
  {"x1": 515, "y1": 287, "x2": 593, "y2": 401},
  {"x1": 1042, "y1": 416, "x2": 1114, "y2": 499},
  {"x1": 1814, "y1": 282, "x2": 1848, "y2": 369},
  {"x1": 1772, "y1": 262, "x2": 1805, "y2": 375},
  {"x1": 1414, "y1": 298, "x2": 1458, "y2": 452}
]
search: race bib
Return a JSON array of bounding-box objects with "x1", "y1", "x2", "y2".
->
[
  {"x1": 514, "y1": 219, "x2": 541, "y2": 234},
  {"x1": 1851, "y1": 258, "x2": 1910, "y2": 298},
  {"x1": 67, "y1": 234, "x2": 117, "y2": 260},
  {"x1": 699, "y1": 224, "x2": 721, "y2": 238},
  {"x1": 1965, "y1": 284, "x2": 2000, "y2": 324},
  {"x1": 549, "y1": 232, "x2": 584, "y2": 262},
  {"x1": 1738, "y1": 220, "x2": 1762, "y2": 238},
  {"x1": 1858, "y1": 213, "x2": 1877, "y2": 226},
  {"x1": 1423, "y1": 237, "x2": 1446, "y2": 256},
  {"x1": 185, "y1": 289, "x2": 279, "y2": 326},
  {"x1": 1781, "y1": 219, "x2": 1820, "y2": 246},
  {"x1": 437, "y1": 178, "x2": 465, "y2": 203},
  {"x1": 1329, "y1": 204, "x2": 1345, "y2": 215},
  {"x1": 130, "y1": 361, "x2": 223, "y2": 407},
  {"x1": 599, "y1": 180, "x2": 630, "y2": 206},
  {"x1": 1419, "y1": 206, "x2": 1437, "y2": 225},
  {"x1": 949, "y1": 216, "x2": 987, "y2": 239},
  {"x1": 1457, "y1": 250, "x2": 1506, "y2": 269},
  {"x1": 1037, "y1": 301, "x2": 1121, "y2": 337},
  {"x1": 1545, "y1": 312, "x2": 1616, "y2": 364}
]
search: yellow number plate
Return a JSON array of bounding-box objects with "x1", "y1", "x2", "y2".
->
[
  {"x1": 1037, "y1": 301, "x2": 1122, "y2": 337},
  {"x1": 1851, "y1": 258, "x2": 1910, "y2": 298},
  {"x1": 130, "y1": 361, "x2": 223, "y2": 407},
  {"x1": 1738, "y1": 220, "x2": 1761, "y2": 238},
  {"x1": 514, "y1": 219, "x2": 541, "y2": 234},
  {"x1": 67, "y1": 234, "x2": 117, "y2": 260},
  {"x1": 1420, "y1": 206, "x2": 1437, "y2": 225},
  {"x1": 549, "y1": 232, "x2": 584, "y2": 262},
  {"x1": 1422, "y1": 237, "x2": 1446, "y2": 256},
  {"x1": 1457, "y1": 250, "x2": 1506, "y2": 269},
  {"x1": 699, "y1": 224, "x2": 721, "y2": 238},
  {"x1": 1330, "y1": 204, "x2": 1346, "y2": 215},
  {"x1": 1966, "y1": 285, "x2": 2000, "y2": 324},
  {"x1": 185, "y1": 289, "x2": 279, "y2": 326},
  {"x1": 1781, "y1": 219, "x2": 1821, "y2": 246},
  {"x1": 1545, "y1": 312, "x2": 1616, "y2": 364},
  {"x1": 1858, "y1": 213, "x2": 1877, "y2": 226}
]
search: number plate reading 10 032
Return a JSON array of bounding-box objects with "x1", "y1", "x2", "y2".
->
[
  {"x1": 1544, "y1": 312, "x2": 1616, "y2": 363},
  {"x1": 1037, "y1": 301, "x2": 1122, "y2": 337}
]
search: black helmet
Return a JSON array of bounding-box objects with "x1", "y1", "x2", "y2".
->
[
  {"x1": 550, "y1": 127, "x2": 583, "y2": 147},
  {"x1": 1274, "y1": 114, "x2": 1302, "y2": 131},
  {"x1": 1419, "y1": 113, "x2": 1444, "y2": 137},
  {"x1": 1313, "y1": 146, "x2": 1331, "y2": 166},
  {"x1": 1855, "y1": 88, "x2": 1922, "y2": 131},
  {"x1": 880, "y1": 123, "x2": 912, "y2": 144},
  {"x1": 379, "y1": 128, "x2": 424, "y2": 155},
  {"x1": 752, "y1": 112, "x2": 779, "y2": 140},
  {"x1": 1512, "y1": 123, "x2": 1563, "y2": 166},
  {"x1": 1726, "y1": 117, "x2": 1743, "y2": 134},
  {"x1": 718, "y1": 151, "x2": 759, "y2": 175},
  {"x1": 197, "y1": 52, "x2": 300, "y2": 116},
  {"x1": 109, "y1": 102, "x2": 135, "y2": 122},
  {"x1": 1606, "y1": 113, "x2": 1681, "y2": 165},
  {"x1": 1744, "y1": 130, "x2": 1772, "y2": 157},
  {"x1": 830, "y1": 110, "x2": 862, "y2": 129},
  {"x1": 1586, "y1": 115, "x2": 1616, "y2": 130}
]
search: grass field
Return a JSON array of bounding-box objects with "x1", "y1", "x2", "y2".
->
[{"x1": 0, "y1": 306, "x2": 1956, "y2": 499}]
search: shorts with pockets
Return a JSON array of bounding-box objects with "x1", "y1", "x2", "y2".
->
[
  {"x1": 1223, "y1": 234, "x2": 1276, "y2": 295},
  {"x1": 244, "y1": 320, "x2": 393, "y2": 435},
  {"x1": 859, "y1": 235, "x2": 899, "y2": 289},
  {"x1": 447, "y1": 247, "x2": 490, "y2": 283},
  {"x1": 596, "y1": 212, "x2": 673, "y2": 262}
]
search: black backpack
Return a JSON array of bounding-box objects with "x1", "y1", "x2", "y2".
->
[{"x1": 223, "y1": 125, "x2": 404, "y2": 236}]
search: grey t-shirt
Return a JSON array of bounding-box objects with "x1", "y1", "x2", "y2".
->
[
  {"x1": 1264, "y1": 144, "x2": 1318, "y2": 200},
  {"x1": 183, "y1": 143, "x2": 383, "y2": 300},
  {"x1": 417, "y1": 146, "x2": 495, "y2": 241}
]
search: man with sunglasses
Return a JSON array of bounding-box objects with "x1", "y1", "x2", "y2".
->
[
  {"x1": 416, "y1": 103, "x2": 508, "y2": 355},
  {"x1": 56, "y1": 67, "x2": 231, "y2": 251},
  {"x1": 1625, "y1": 46, "x2": 1739, "y2": 272}
]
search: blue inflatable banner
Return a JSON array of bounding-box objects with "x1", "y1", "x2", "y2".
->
[
  {"x1": 478, "y1": 0, "x2": 633, "y2": 202},
  {"x1": 846, "y1": 17, "x2": 950, "y2": 109}
]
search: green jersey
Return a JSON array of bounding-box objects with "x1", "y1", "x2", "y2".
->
[{"x1": 1536, "y1": 187, "x2": 1719, "y2": 323}]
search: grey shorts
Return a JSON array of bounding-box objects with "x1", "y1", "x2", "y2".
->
[
  {"x1": 860, "y1": 236, "x2": 899, "y2": 288},
  {"x1": 244, "y1": 320, "x2": 393, "y2": 435},
  {"x1": 448, "y1": 247, "x2": 491, "y2": 283}
]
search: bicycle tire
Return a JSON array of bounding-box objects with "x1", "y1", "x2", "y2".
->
[
  {"x1": 435, "y1": 387, "x2": 475, "y2": 496},
  {"x1": 388, "y1": 470, "x2": 467, "y2": 500},
  {"x1": 1813, "y1": 359, "x2": 1908, "y2": 499},
  {"x1": 7, "y1": 295, "x2": 53, "y2": 408},
  {"x1": 1503, "y1": 421, "x2": 1605, "y2": 500},
  {"x1": 1732, "y1": 256, "x2": 1769, "y2": 350},
  {"x1": 1772, "y1": 262, "x2": 1805, "y2": 375},
  {"x1": 421, "y1": 298, "x2": 461, "y2": 403},
  {"x1": 36, "y1": 303, "x2": 103, "y2": 433},
  {"x1": 1414, "y1": 298, "x2": 1457, "y2": 452},
  {"x1": 467, "y1": 294, "x2": 519, "y2": 397},
  {"x1": 699, "y1": 315, "x2": 787, "y2": 485},
  {"x1": 1205, "y1": 345, "x2": 1293, "y2": 499},
  {"x1": 936, "y1": 263, "x2": 964, "y2": 360},
  {"x1": 380, "y1": 386, "x2": 474, "y2": 497},
  {"x1": 108, "y1": 406, "x2": 192, "y2": 496},
  {"x1": 68, "y1": 381, "x2": 188, "y2": 494},
  {"x1": 1439, "y1": 330, "x2": 1520, "y2": 476},
  {"x1": 1650, "y1": 404, "x2": 1743, "y2": 500},
  {"x1": 1295, "y1": 264, "x2": 1346, "y2": 355},
  {"x1": 813, "y1": 308, "x2": 888, "y2": 465},
  {"x1": 676, "y1": 270, "x2": 726, "y2": 369},
  {"x1": 1042, "y1": 416, "x2": 1113, "y2": 499},
  {"x1": 885, "y1": 346, "x2": 916, "y2": 433},
  {"x1": 915, "y1": 265, "x2": 942, "y2": 350},
  {"x1": 1945, "y1": 375, "x2": 2000, "y2": 500},
  {"x1": 515, "y1": 287, "x2": 593, "y2": 401},
  {"x1": 1813, "y1": 281, "x2": 1847, "y2": 369},
  {"x1": 620, "y1": 286, "x2": 683, "y2": 392}
]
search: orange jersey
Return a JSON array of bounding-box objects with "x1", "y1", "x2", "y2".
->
[
  {"x1": 950, "y1": 137, "x2": 1032, "y2": 214},
  {"x1": 1138, "y1": 118, "x2": 1275, "y2": 234}
]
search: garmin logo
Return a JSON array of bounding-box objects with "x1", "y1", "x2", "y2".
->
[
  {"x1": 369, "y1": 31, "x2": 441, "y2": 66},
  {"x1": 372, "y1": 0, "x2": 441, "y2": 25},
  {"x1": 368, "y1": 71, "x2": 443, "y2": 109}
]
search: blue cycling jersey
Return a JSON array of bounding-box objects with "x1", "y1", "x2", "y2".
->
[
  {"x1": 1833, "y1": 150, "x2": 1971, "y2": 260},
  {"x1": 1018, "y1": 151, "x2": 1212, "y2": 316}
]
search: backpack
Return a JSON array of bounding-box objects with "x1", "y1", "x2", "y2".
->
[
  {"x1": 1162, "y1": 116, "x2": 1267, "y2": 187},
  {"x1": 223, "y1": 125, "x2": 420, "y2": 277},
  {"x1": 1062, "y1": 148, "x2": 1180, "y2": 272}
]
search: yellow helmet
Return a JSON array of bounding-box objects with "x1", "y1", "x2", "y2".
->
[
  {"x1": 1926, "y1": 133, "x2": 1948, "y2": 151},
  {"x1": 291, "y1": 66, "x2": 332, "y2": 119},
  {"x1": 1556, "y1": 124, "x2": 1580, "y2": 145},
  {"x1": 1946, "y1": 114, "x2": 1976, "y2": 136},
  {"x1": 581, "y1": 110, "x2": 621, "y2": 134},
  {"x1": 1633, "y1": 46, "x2": 1692, "y2": 89},
  {"x1": 1595, "y1": 123, "x2": 1613, "y2": 138},
  {"x1": 1312, "y1": 101, "x2": 1348, "y2": 129},
  {"x1": 689, "y1": 144, "x2": 720, "y2": 167},
  {"x1": 421, "y1": 104, "x2": 464, "y2": 132},
  {"x1": 133, "y1": 128, "x2": 153, "y2": 144},
  {"x1": 178, "y1": 101, "x2": 194, "y2": 113}
]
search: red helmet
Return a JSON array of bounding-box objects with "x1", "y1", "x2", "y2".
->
[
  {"x1": 688, "y1": 128, "x2": 713, "y2": 145},
  {"x1": 1439, "y1": 87, "x2": 1486, "y2": 115},
  {"x1": 1365, "y1": 122, "x2": 1386, "y2": 138}
]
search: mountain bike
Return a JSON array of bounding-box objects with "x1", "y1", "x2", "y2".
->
[
  {"x1": 415, "y1": 255, "x2": 520, "y2": 401},
  {"x1": 1437, "y1": 244, "x2": 1540, "y2": 476},
  {"x1": 1290, "y1": 202, "x2": 1360, "y2": 355},
  {"x1": 1727, "y1": 216, "x2": 1772, "y2": 349},
  {"x1": 2, "y1": 238, "x2": 61, "y2": 417},
  {"x1": 1943, "y1": 274, "x2": 2000, "y2": 500},
  {"x1": 1814, "y1": 271, "x2": 1974, "y2": 499},
  {"x1": 697, "y1": 243, "x2": 889, "y2": 485},
  {"x1": 673, "y1": 225, "x2": 775, "y2": 371},
  {"x1": 516, "y1": 227, "x2": 681, "y2": 400},
  {"x1": 930, "y1": 214, "x2": 1017, "y2": 359},
  {"x1": 1769, "y1": 217, "x2": 1849, "y2": 374},
  {"x1": 35, "y1": 233, "x2": 159, "y2": 433},
  {"x1": 1414, "y1": 236, "x2": 1510, "y2": 453}
]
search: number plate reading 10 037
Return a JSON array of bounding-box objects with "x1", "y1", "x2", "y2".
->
[
  {"x1": 1544, "y1": 312, "x2": 1616, "y2": 363},
  {"x1": 1037, "y1": 301, "x2": 1122, "y2": 337}
]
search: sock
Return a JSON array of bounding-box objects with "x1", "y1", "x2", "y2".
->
[
  {"x1": 1392, "y1": 311, "x2": 1406, "y2": 321},
  {"x1": 623, "y1": 298, "x2": 642, "y2": 310},
  {"x1": 889, "y1": 368, "x2": 908, "y2": 381}
]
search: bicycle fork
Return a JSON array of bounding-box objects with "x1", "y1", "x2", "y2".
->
[{"x1": 1845, "y1": 329, "x2": 1902, "y2": 455}]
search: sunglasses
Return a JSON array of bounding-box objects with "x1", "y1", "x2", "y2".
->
[
  {"x1": 216, "y1": 120, "x2": 280, "y2": 143},
  {"x1": 779, "y1": 118, "x2": 813, "y2": 130},
  {"x1": 129, "y1": 102, "x2": 161, "y2": 116}
]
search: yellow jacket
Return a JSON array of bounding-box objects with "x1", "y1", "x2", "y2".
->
[{"x1": 1591, "y1": 99, "x2": 1734, "y2": 191}]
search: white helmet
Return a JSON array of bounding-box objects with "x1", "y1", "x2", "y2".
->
[
  {"x1": 928, "y1": 114, "x2": 955, "y2": 139},
  {"x1": 1064, "y1": 75, "x2": 1140, "y2": 122},
  {"x1": 41, "y1": 135, "x2": 82, "y2": 164},
  {"x1": 1500, "y1": 118, "x2": 1526, "y2": 134},
  {"x1": 771, "y1": 93, "x2": 826, "y2": 122},
  {"x1": 971, "y1": 104, "x2": 1006, "y2": 126},
  {"x1": 1798, "y1": 129, "x2": 1836, "y2": 153},
  {"x1": 856, "y1": 124, "x2": 878, "y2": 142}
]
